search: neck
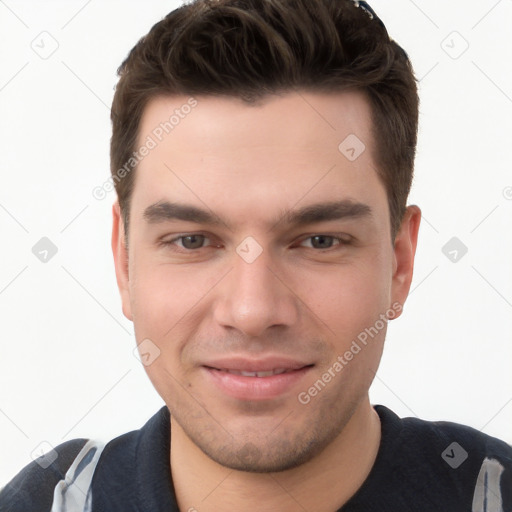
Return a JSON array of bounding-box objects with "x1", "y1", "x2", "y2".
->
[{"x1": 170, "y1": 397, "x2": 381, "y2": 512}]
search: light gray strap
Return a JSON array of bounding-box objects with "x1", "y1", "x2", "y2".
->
[
  {"x1": 50, "y1": 439, "x2": 107, "y2": 512},
  {"x1": 471, "y1": 457, "x2": 504, "y2": 512}
]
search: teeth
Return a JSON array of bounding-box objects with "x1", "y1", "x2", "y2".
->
[{"x1": 225, "y1": 368, "x2": 289, "y2": 377}]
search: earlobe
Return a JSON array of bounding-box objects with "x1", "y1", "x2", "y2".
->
[
  {"x1": 390, "y1": 205, "x2": 421, "y2": 318},
  {"x1": 111, "y1": 201, "x2": 133, "y2": 321}
]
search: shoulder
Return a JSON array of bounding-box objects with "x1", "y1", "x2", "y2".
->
[
  {"x1": 398, "y1": 409, "x2": 512, "y2": 467},
  {"x1": 0, "y1": 438, "x2": 89, "y2": 512},
  {"x1": 0, "y1": 407, "x2": 170, "y2": 512},
  {"x1": 374, "y1": 405, "x2": 512, "y2": 507}
]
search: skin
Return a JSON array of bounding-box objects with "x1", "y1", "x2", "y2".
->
[{"x1": 112, "y1": 90, "x2": 421, "y2": 511}]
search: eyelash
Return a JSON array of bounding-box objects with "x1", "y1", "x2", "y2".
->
[{"x1": 159, "y1": 233, "x2": 352, "y2": 252}]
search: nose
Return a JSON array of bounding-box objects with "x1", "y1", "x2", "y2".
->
[{"x1": 212, "y1": 245, "x2": 300, "y2": 338}]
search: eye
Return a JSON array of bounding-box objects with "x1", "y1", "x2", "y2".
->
[
  {"x1": 159, "y1": 233, "x2": 352, "y2": 253},
  {"x1": 161, "y1": 234, "x2": 214, "y2": 251},
  {"x1": 298, "y1": 234, "x2": 351, "y2": 250},
  {"x1": 179, "y1": 234, "x2": 207, "y2": 250}
]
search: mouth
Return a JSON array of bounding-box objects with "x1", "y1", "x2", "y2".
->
[
  {"x1": 207, "y1": 368, "x2": 303, "y2": 378},
  {"x1": 202, "y1": 358, "x2": 314, "y2": 400}
]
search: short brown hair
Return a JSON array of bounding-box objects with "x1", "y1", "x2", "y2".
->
[{"x1": 110, "y1": 0, "x2": 419, "y2": 242}]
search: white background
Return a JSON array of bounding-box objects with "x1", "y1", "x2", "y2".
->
[{"x1": 0, "y1": 0, "x2": 511, "y2": 486}]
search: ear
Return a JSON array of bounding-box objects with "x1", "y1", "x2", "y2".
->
[
  {"x1": 390, "y1": 205, "x2": 421, "y2": 319},
  {"x1": 112, "y1": 200, "x2": 133, "y2": 321}
]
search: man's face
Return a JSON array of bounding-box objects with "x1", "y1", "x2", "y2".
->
[{"x1": 112, "y1": 91, "x2": 418, "y2": 472}]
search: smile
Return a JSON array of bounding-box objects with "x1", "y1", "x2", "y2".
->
[
  {"x1": 202, "y1": 362, "x2": 314, "y2": 401},
  {"x1": 212, "y1": 368, "x2": 295, "y2": 377}
]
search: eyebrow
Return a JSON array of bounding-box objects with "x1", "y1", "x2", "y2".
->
[{"x1": 143, "y1": 199, "x2": 373, "y2": 231}]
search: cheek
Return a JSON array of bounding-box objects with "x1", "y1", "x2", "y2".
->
[
  {"x1": 129, "y1": 257, "x2": 184, "y2": 344},
  {"x1": 299, "y1": 256, "x2": 390, "y2": 329},
  {"x1": 131, "y1": 278, "x2": 171, "y2": 337},
  {"x1": 129, "y1": 260, "x2": 219, "y2": 348},
  {"x1": 129, "y1": 264, "x2": 195, "y2": 401}
]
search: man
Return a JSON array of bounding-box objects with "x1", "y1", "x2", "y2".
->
[{"x1": 1, "y1": 0, "x2": 511, "y2": 510}]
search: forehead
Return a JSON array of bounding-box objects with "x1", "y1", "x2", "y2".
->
[
  {"x1": 131, "y1": 90, "x2": 387, "y2": 230},
  {"x1": 138, "y1": 90, "x2": 373, "y2": 154}
]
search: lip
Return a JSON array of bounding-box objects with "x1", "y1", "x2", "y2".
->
[
  {"x1": 202, "y1": 357, "x2": 314, "y2": 401},
  {"x1": 203, "y1": 357, "x2": 312, "y2": 373}
]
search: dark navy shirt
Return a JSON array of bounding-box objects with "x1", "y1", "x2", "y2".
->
[{"x1": 1, "y1": 404, "x2": 511, "y2": 511}]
